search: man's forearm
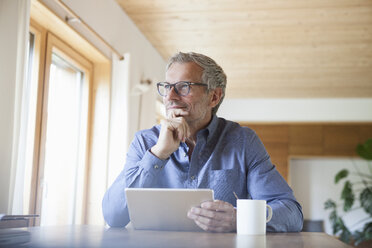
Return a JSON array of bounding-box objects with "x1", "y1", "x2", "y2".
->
[
  {"x1": 102, "y1": 150, "x2": 169, "y2": 227},
  {"x1": 102, "y1": 169, "x2": 130, "y2": 227},
  {"x1": 266, "y1": 199, "x2": 303, "y2": 232}
]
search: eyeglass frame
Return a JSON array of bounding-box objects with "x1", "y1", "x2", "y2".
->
[{"x1": 156, "y1": 81, "x2": 208, "y2": 97}]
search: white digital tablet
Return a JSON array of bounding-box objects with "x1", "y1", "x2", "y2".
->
[{"x1": 125, "y1": 188, "x2": 214, "y2": 232}]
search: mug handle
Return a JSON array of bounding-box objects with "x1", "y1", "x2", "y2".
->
[{"x1": 266, "y1": 205, "x2": 273, "y2": 223}]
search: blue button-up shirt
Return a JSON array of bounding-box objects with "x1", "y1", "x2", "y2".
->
[{"x1": 102, "y1": 115, "x2": 303, "y2": 232}]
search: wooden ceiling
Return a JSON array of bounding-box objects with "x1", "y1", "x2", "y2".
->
[{"x1": 116, "y1": 0, "x2": 372, "y2": 98}]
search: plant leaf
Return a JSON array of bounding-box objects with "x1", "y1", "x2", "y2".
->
[
  {"x1": 329, "y1": 211, "x2": 340, "y2": 234},
  {"x1": 360, "y1": 187, "x2": 372, "y2": 215},
  {"x1": 356, "y1": 138, "x2": 372, "y2": 160},
  {"x1": 335, "y1": 169, "x2": 349, "y2": 184},
  {"x1": 331, "y1": 215, "x2": 351, "y2": 243},
  {"x1": 362, "y1": 222, "x2": 372, "y2": 241},
  {"x1": 324, "y1": 199, "x2": 336, "y2": 210},
  {"x1": 353, "y1": 230, "x2": 364, "y2": 246},
  {"x1": 339, "y1": 228, "x2": 352, "y2": 244},
  {"x1": 341, "y1": 181, "x2": 354, "y2": 212},
  {"x1": 354, "y1": 222, "x2": 372, "y2": 246},
  {"x1": 328, "y1": 210, "x2": 351, "y2": 238},
  {"x1": 329, "y1": 210, "x2": 337, "y2": 222}
]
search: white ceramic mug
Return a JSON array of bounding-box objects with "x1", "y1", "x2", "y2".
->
[{"x1": 237, "y1": 199, "x2": 273, "y2": 235}]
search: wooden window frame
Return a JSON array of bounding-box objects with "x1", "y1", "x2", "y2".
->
[
  {"x1": 36, "y1": 32, "x2": 93, "y2": 225},
  {"x1": 28, "y1": 0, "x2": 111, "y2": 226}
]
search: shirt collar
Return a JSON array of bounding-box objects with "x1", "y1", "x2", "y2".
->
[
  {"x1": 196, "y1": 114, "x2": 219, "y2": 142},
  {"x1": 206, "y1": 114, "x2": 219, "y2": 138},
  {"x1": 181, "y1": 115, "x2": 219, "y2": 148}
]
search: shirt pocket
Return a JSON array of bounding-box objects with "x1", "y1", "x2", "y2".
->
[{"x1": 209, "y1": 169, "x2": 239, "y2": 205}]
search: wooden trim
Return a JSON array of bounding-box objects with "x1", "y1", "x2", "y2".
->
[
  {"x1": 47, "y1": 34, "x2": 93, "y2": 71},
  {"x1": 30, "y1": 0, "x2": 109, "y2": 64},
  {"x1": 48, "y1": 33, "x2": 93, "y2": 225},
  {"x1": 241, "y1": 122, "x2": 372, "y2": 181},
  {"x1": 28, "y1": 19, "x2": 47, "y2": 226},
  {"x1": 54, "y1": 0, "x2": 124, "y2": 60},
  {"x1": 33, "y1": 30, "x2": 52, "y2": 226},
  {"x1": 29, "y1": 4, "x2": 112, "y2": 225},
  {"x1": 32, "y1": 31, "x2": 93, "y2": 225}
]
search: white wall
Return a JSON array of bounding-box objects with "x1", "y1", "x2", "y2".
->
[
  {"x1": 0, "y1": 0, "x2": 30, "y2": 214},
  {"x1": 290, "y1": 158, "x2": 370, "y2": 235},
  {"x1": 218, "y1": 98, "x2": 372, "y2": 122}
]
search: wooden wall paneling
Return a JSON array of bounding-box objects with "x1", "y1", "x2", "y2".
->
[
  {"x1": 240, "y1": 123, "x2": 372, "y2": 182},
  {"x1": 247, "y1": 124, "x2": 289, "y2": 143},
  {"x1": 323, "y1": 125, "x2": 360, "y2": 156},
  {"x1": 247, "y1": 124, "x2": 289, "y2": 180},
  {"x1": 359, "y1": 125, "x2": 372, "y2": 143},
  {"x1": 289, "y1": 125, "x2": 323, "y2": 156},
  {"x1": 263, "y1": 142, "x2": 289, "y2": 181}
]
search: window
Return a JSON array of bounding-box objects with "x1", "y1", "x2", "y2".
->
[
  {"x1": 36, "y1": 33, "x2": 92, "y2": 225},
  {"x1": 25, "y1": 1, "x2": 111, "y2": 226},
  {"x1": 24, "y1": 21, "x2": 94, "y2": 225}
]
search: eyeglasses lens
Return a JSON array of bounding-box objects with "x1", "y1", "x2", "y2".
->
[
  {"x1": 175, "y1": 82, "x2": 189, "y2": 96},
  {"x1": 158, "y1": 82, "x2": 190, "y2": 96}
]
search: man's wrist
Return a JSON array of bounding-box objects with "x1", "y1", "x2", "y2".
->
[{"x1": 150, "y1": 145, "x2": 170, "y2": 160}]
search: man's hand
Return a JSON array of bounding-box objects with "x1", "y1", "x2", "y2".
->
[
  {"x1": 187, "y1": 200, "x2": 236, "y2": 232},
  {"x1": 151, "y1": 109, "x2": 190, "y2": 160}
]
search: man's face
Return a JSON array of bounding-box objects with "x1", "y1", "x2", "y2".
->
[{"x1": 164, "y1": 62, "x2": 212, "y2": 125}]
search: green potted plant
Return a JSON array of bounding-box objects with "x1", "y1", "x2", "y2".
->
[{"x1": 324, "y1": 139, "x2": 372, "y2": 246}]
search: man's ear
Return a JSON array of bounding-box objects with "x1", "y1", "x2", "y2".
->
[{"x1": 209, "y1": 88, "x2": 223, "y2": 108}]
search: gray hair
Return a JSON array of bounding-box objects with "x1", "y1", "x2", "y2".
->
[{"x1": 166, "y1": 52, "x2": 227, "y2": 115}]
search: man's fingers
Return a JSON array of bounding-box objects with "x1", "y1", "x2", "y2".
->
[
  {"x1": 188, "y1": 211, "x2": 231, "y2": 229},
  {"x1": 201, "y1": 200, "x2": 234, "y2": 212},
  {"x1": 167, "y1": 108, "x2": 189, "y2": 118},
  {"x1": 187, "y1": 200, "x2": 237, "y2": 233},
  {"x1": 154, "y1": 109, "x2": 190, "y2": 159},
  {"x1": 165, "y1": 116, "x2": 190, "y2": 142},
  {"x1": 173, "y1": 108, "x2": 189, "y2": 117},
  {"x1": 190, "y1": 207, "x2": 232, "y2": 223},
  {"x1": 188, "y1": 211, "x2": 218, "y2": 227},
  {"x1": 165, "y1": 118, "x2": 187, "y2": 141}
]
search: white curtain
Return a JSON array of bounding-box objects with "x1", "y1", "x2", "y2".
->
[
  {"x1": 106, "y1": 54, "x2": 130, "y2": 188},
  {"x1": 0, "y1": 0, "x2": 31, "y2": 214}
]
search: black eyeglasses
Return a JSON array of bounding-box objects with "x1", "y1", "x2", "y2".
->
[{"x1": 157, "y1": 81, "x2": 208, "y2": 97}]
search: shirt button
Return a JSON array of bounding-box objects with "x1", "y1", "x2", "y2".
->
[
  {"x1": 154, "y1": 165, "x2": 159, "y2": 169},
  {"x1": 190, "y1": 175, "x2": 195, "y2": 180}
]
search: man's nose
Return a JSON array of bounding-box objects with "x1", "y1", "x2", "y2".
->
[{"x1": 165, "y1": 86, "x2": 180, "y2": 100}]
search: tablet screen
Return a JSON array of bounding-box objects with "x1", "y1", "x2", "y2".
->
[{"x1": 125, "y1": 188, "x2": 214, "y2": 232}]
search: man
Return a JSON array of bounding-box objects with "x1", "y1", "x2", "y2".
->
[{"x1": 102, "y1": 52, "x2": 303, "y2": 232}]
